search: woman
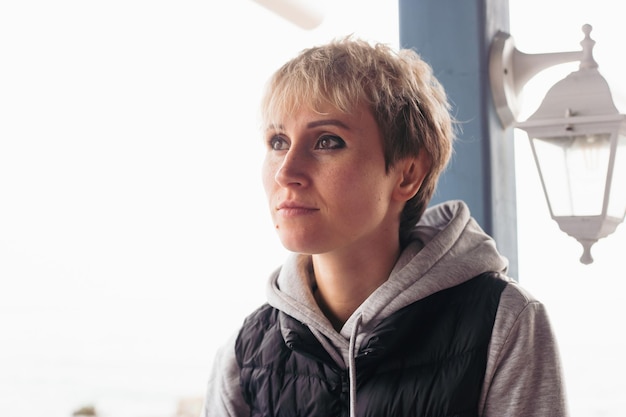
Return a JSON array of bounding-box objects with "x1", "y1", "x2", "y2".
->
[{"x1": 203, "y1": 37, "x2": 568, "y2": 417}]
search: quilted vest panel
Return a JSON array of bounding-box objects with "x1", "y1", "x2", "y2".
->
[{"x1": 236, "y1": 272, "x2": 507, "y2": 417}]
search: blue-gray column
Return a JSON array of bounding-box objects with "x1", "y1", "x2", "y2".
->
[{"x1": 398, "y1": 0, "x2": 518, "y2": 278}]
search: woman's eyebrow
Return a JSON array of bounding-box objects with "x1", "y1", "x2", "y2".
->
[
  {"x1": 265, "y1": 119, "x2": 351, "y2": 132},
  {"x1": 307, "y1": 119, "x2": 350, "y2": 130},
  {"x1": 265, "y1": 124, "x2": 284, "y2": 133}
]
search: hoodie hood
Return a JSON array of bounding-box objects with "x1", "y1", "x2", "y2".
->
[{"x1": 265, "y1": 200, "x2": 509, "y2": 360}]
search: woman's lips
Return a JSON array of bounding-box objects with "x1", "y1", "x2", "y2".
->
[{"x1": 276, "y1": 201, "x2": 319, "y2": 216}]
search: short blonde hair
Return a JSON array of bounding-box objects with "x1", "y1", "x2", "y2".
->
[{"x1": 261, "y1": 36, "x2": 455, "y2": 243}]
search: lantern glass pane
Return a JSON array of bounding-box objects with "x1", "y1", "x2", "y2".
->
[
  {"x1": 531, "y1": 133, "x2": 611, "y2": 216},
  {"x1": 607, "y1": 133, "x2": 626, "y2": 219}
]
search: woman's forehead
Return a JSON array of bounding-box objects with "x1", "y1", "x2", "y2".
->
[
  {"x1": 263, "y1": 92, "x2": 366, "y2": 123},
  {"x1": 263, "y1": 101, "x2": 368, "y2": 128}
]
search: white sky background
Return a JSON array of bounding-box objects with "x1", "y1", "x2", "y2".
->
[{"x1": 0, "y1": 1, "x2": 624, "y2": 416}]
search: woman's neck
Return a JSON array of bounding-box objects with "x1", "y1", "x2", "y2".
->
[{"x1": 311, "y1": 240, "x2": 401, "y2": 331}]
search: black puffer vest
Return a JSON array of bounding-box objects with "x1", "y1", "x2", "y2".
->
[{"x1": 236, "y1": 272, "x2": 507, "y2": 417}]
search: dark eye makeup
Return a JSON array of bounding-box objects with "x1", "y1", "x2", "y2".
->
[{"x1": 315, "y1": 135, "x2": 345, "y2": 150}]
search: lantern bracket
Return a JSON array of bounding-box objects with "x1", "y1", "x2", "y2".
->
[{"x1": 489, "y1": 30, "x2": 583, "y2": 128}]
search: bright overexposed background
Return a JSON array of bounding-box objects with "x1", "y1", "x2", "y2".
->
[{"x1": 0, "y1": 1, "x2": 624, "y2": 416}]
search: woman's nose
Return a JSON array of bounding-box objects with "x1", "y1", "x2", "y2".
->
[{"x1": 274, "y1": 148, "x2": 310, "y2": 188}]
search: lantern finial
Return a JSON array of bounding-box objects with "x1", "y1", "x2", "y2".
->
[{"x1": 579, "y1": 239, "x2": 595, "y2": 265}]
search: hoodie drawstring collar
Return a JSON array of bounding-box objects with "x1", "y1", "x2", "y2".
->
[{"x1": 348, "y1": 314, "x2": 362, "y2": 417}]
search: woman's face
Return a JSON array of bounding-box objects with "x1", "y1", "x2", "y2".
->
[{"x1": 262, "y1": 103, "x2": 406, "y2": 256}]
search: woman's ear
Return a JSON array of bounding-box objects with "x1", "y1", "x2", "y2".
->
[{"x1": 393, "y1": 151, "x2": 431, "y2": 202}]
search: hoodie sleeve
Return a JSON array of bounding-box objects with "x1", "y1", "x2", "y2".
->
[
  {"x1": 201, "y1": 332, "x2": 250, "y2": 417},
  {"x1": 480, "y1": 283, "x2": 569, "y2": 417}
]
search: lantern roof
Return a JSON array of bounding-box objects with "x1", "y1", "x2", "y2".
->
[{"x1": 523, "y1": 25, "x2": 622, "y2": 125}]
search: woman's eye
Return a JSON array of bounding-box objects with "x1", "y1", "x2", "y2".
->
[
  {"x1": 268, "y1": 135, "x2": 289, "y2": 151},
  {"x1": 315, "y1": 135, "x2": 345, "y2": 150}
]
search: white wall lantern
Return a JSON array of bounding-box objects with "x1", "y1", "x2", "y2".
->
[{"x1": 490, "y1": 24, "x2": 626, "y2": 264}]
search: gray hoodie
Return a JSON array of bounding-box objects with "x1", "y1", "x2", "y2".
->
[{"x1": 202, "y1": 200, "x2": 569, "y2": 416}]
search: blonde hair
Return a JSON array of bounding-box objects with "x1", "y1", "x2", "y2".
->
[{"x1": 261, "y1": 36, "x2": 455, "y2": 243}]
